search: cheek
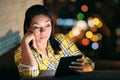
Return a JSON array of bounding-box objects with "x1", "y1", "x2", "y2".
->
[
  {"x1": 49, "y1": 28, "x2": 52, "y2": 35},
  {"x1": 32, "y1": 32, "x2": 39, "y2": 38}
]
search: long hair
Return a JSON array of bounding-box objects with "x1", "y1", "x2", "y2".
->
[{"x1": 23, "y1": 4, "x2": 61, "y2": 54}]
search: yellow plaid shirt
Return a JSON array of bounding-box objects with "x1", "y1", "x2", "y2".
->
[{"x1": 14, "y1": 33, "x2": 95, "y2": 77}]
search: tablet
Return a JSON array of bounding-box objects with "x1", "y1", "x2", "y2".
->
[{"x1": 54, "y1": 55, "x2": 82, "y2": 77}]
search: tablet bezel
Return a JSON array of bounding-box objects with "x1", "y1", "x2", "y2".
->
[{"x1": 54, "y1": 55, "x2": 82, "y2": 77}]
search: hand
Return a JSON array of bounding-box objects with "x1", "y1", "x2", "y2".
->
[
  {"x1": 69, "y1": 59, "x2": 93, "y2": 73},
  {"x1": 22, "y1": 31, "x2": 36, "y2": 48}
]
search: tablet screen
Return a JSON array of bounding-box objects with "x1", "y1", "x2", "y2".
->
[{"x1": 54, "y1": 55, "x2": 82, "y2": 77}]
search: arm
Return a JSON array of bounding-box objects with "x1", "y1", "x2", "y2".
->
[
  {"x1": 64, "y1": 34, "x2": 95, "y2": 72},
  {"x1": 21, "y1": 32, "x2": 37, "y2": 66},
  {"x1": 14, "y1": 32, "x2": 39, "y2": 77}
]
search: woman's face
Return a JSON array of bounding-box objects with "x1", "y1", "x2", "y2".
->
[{"x1": 29, "y1": 14, "x2": 52, "y2": 43}]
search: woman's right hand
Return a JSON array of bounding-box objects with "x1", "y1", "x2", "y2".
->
[
  {"x1": 21, "y1": 31, "x2": 37, "y2": 66},
  {"x1": 22, "y1": 31, "x2": 36, "y2": 48}
]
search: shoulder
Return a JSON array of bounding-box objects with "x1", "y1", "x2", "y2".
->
[
  {"x1": 55, "y1": 33, "x2": 69, "y2": 40},
  {"x1": 55, "y1": 33, "x2": 73, "y2": 44},
  {"x1": 14, "y1": 46, "x2": 21, "y2": 63},
  {"x1": 55, "y1": 33, "x2": 65, "y2": 39}
]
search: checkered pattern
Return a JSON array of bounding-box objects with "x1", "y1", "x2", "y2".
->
[{"x1": 14, "y1": 33, "x2": 95, "y2": 77}]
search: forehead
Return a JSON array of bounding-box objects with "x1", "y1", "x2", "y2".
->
[{"x1": 31, "y1": 14, "x2": 51, "y2": 24}]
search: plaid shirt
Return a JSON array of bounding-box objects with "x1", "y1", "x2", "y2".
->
[{"x1": 14, "y1": 33, "x2": 95, "y2": 77}]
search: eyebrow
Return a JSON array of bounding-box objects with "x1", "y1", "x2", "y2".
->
[{"x1": 33, "y1": 20, "x2": 51, "y2": 25}]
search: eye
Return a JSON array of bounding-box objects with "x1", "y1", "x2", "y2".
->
[
  {"x1": 33, "y1": 26, "x2": 40, "y2": 30},
  {"x1": 45, "y1": 24, "x2": 50, "y2": 27}
]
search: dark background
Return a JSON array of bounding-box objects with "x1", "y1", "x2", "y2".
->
[{"x1": 44, "y1": 0, "x2": 120, "y2": 60}]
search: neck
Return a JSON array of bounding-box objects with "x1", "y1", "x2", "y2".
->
[
  {"x1": 36, "y1": 41, "x2": 48, "y2": 50},
  {"x1": 36, "y1": 42, "x2": 48, "y2": 57}
]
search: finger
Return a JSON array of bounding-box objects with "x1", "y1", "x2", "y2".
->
[
  {"x1": 76, "y1": 59, "x2": 84, "y2": 62},
  {"x1": 73, "y1": 70, "x2": 84, "y2": 73},
  {"x1": 32, "y1": 37, "x2": 36, "y2": 48},
  {"x1": 71, "y1": 61, "x2": 84, "y2": 66},
  {"x1": 69, "y1": 65, "x2": 83, "y2": 70}
]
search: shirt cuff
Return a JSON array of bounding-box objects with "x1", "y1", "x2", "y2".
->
[{"x1": 19, "y1": 63, "x2": 38, "y2": 70}]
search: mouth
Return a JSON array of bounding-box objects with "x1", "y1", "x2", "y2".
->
[{"x1": 40, "y1": 36, "x2": 47, "y2": 39}]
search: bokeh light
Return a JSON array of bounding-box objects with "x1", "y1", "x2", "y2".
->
[
  {"x1": 65, "y1": 18, "x2": 74, "y2": 27},
  {"x1": 81, "y1": 38, "x2": 90, "y2": 46},
  {"x1": 56, "y1": 18, "x2": 64, "y2": 26},
  {"x1": 97, "y1": 33, "x2": 102, "y2": 40},
  {"x1": 116, "y1": 27, "x2": 120, "y2": 35},
  {"x1": 75, "y1": 20, "x2": 88, "y2": 30},
  {"x1": 56, "y1": 18, "x2": 75, "y2": 28},
  {"x1": 86, "y1": 31, "x2": 93, "y2": 39},
  {"x1": 90, "y1": 26, "x2": 97, "y2": 32},
  {"x1": 91, "y1": 42, "x2": 99, "y2": 50},
  {"x1": 72, "y1": 26, "x2": 81, "y2": 36},
  {"x1": 93, "y1": 17, "x2": 100, "y2": 25},
  {"x1": 90, "y1": 34, "x2": 99, "y2": 42},
  {"x1": 77, "y1": 13, "x2": 84, "y2": 20},
  {"x1": 87, "y1": 18, "x2": 94, "y2": 28},
  {"x1": 81, "y1": 5, "x2": 88, "y2": 12},
  {"x1": 96, "y1": 21, "x2": 103, "y2": 28}
]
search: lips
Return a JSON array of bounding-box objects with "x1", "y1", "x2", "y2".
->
[{"x1": 39, "y1": 36, "x2": 48, "y2": 39}]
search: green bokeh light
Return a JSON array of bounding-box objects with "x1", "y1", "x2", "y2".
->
[{"x1": 77, "y1": 13, "x2": 84, "y2": 20}]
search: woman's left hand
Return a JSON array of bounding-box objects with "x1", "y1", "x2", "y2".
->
[{"x1": 69, "y1": 59, "x2": 93, "y2": 73}]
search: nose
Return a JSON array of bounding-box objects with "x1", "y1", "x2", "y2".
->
[{"x1": 40, "y1": 27, "x2": 46, "y2": 32}]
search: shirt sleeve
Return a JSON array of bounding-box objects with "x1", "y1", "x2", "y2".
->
[
  {"x1": 18, "y1": 63, "x2": 39, "y2": 77},
  {"x1": 14, "y1": 47, "x2": 39, "y2": 78}
]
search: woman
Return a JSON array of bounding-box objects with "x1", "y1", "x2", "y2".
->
[{"x1": 14, "y1": 4, "x2": 95, "y2": 78}]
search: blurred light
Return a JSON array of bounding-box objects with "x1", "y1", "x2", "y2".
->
[
  {"x1": 72, "y1": 27, "x2": 81, "y2": 36},
  {"x1": 86, "y1": 31, "x2": 93, "y2": 39},
  {"x1": 81, "y1": 38, "x2": 90, "y2": 46},
  {"x1": 91, "y1": 42, "x2": 99, "y2": 50},
  {"x1": 116, "y1": 27, "x2": 120, "y2": 35},
  {"x1": 56, "y1": 18, "x2": 64, "y2": 26},
  {"x1": 90, "y1": 34, "x2": 99, "y2": 42},
  {"x1": 65, "y1": 19, "x2": 74, "y2": 26},
  {"x1": 90, "y1": 26, "x2": 97, "y2": 32},
  {"x1": 97, "y1": 33, "x2": 102, "y2": 40},
  {"x1": 77, "y1": 13, "x2": 84, "y2": 20},
  {"x1": 87, "y1": 18, "x2": 94, "y2": 27},
  {"x1": 81, "y1": 5, "x2": 88, "y2": 12},
  {"x1": 75, "y1": 20, "x2": 88, "y2": 30},
  {"x1": 96, "y1": 21, "x2": 103, "y2": 28},
  {"x1": 93, "y1": 18, "x2": 100, "y2": 25},
  {"x1": 56, "y1": 18, "x2": 75, "y2": 28},
  {"x1": 116, "y1": 39, "x2": 120, "y2": 45}
]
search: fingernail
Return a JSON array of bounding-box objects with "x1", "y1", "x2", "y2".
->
[
  {"x1": 71, "y1": 62, "x2": 74, "y2": 64},
  {"x1": 69, "y1": 66, "x2": 72, "y2": 68},
  {"x1": 76, "y1": 59, "x2": 80, "y2": 61}
]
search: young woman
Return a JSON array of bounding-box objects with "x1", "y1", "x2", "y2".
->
[{"x1": 14, "y1": 4, "x2": 95, "y2": 78}]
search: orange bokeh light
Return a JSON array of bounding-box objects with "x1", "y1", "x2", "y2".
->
[
  {"x1": 81, "y1": 5, "x2": 88, "y2": 12},
  {"x1": 81, "y1": 38, "x2": 89, "y2": 46}
]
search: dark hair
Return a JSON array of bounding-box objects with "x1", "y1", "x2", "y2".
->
[{"x1": 23, "y1": 4, "x2": 61, "y2": 54}]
